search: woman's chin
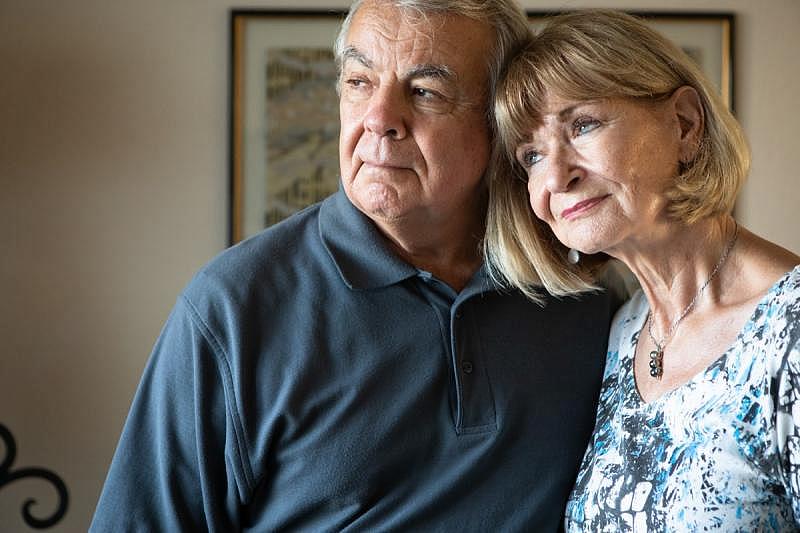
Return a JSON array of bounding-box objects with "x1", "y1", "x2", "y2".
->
[
  {"x1": 559, "y1": 230, "x2": 617, "y2": 257},
  {"x1": 562, "y1": 241, "x2": 607, "y2": 257}
]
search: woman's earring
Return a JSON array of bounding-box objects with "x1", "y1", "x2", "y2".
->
[{"x1": 567, "y1": 248, "x2": 580, "y2": 264}]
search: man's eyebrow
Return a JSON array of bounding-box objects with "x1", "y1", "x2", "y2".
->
[
  {"x1": 340, "y1": 46, "x2": 454, "y2": 82},
  {"x1": 406, "y1": 64, "x2": 455, "y2": 81},
  {"x1": 341, "y1": 46, "x2": 372, "y2": 69}
]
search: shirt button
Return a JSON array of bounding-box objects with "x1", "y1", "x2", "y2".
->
[{"x1": 462, "y1": 361, "x2": 473, "y2": 374}]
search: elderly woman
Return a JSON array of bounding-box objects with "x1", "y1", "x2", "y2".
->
[{"x1": 485, "y1": 9, "x2": 800, "y2": 531}]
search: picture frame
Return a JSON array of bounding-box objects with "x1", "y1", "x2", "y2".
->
[
  {"x1": 229, "y1": 10, "x2": 346, "y2": 244},
  {"x1": 229, "y1": 10, "x2": 734, "y2": 244}
]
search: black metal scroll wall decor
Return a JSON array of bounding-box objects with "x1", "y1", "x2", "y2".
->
[{"x1": 0, "y1": 423, "x2": 69, "y2": 529}]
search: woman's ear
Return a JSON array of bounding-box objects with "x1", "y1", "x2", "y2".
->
[{"x1": 671, "y1": 86, "x2": 704, "y2": 164}]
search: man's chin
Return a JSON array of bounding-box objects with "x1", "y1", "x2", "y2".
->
[{"x1": 346, "y1": 182, "x2": 405, "y2": 218}]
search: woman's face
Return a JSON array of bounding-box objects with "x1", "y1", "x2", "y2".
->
[{"x1": 514, "y1": 92, "x2": 685, "y2": 257}]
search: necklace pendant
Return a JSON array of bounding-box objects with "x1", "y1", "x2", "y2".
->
[{"x1": 649, "y1": 348, "x2": 663, "y2": 379}]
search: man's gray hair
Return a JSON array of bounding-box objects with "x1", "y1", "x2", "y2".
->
[{"x1": 333, "y1": 0, "x2": 531, "y2": 120}]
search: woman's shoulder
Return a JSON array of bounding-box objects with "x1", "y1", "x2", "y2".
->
[
  {"x1": 776, "y1": 264, "x2": 800, "y2": 297},
  {"x1": 723, "y1": 229, "x2": 799, "y2": 335},
  {"x1": 739, "y1": 265, "x2": 800, "y2": 372},
  {"x1": 761, "y1": 265, "x2": 800, "y2": 328},
  {"x1": 735, "y1": 227, "x2": 800, "y2": 295},
  {"x1": 745, "y1": 251, "x2": 800, "y2": 329}
]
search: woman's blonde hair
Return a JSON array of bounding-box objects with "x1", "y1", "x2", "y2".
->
[{"x1": 485, "y1": 9, "x2": 750, "y2": 302}]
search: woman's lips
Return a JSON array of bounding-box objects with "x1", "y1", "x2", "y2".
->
[{"x1": 560, "y1": 195, "x2": 610, "y2": 220}]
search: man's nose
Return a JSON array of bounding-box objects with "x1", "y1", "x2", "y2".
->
[{"x1": 363, "y1": 84, "x2": 408, "y2": 139}]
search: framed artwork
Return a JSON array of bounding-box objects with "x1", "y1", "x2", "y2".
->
[
  {"x1": 229, "y1": 10, "x2": 734, "y2": 244},
  {"x1": 645, "y1": 13, "x2": 733, "y2": 109},
  {"x1": 229, "y1": 10, "x2": 346, "y2": 244}
]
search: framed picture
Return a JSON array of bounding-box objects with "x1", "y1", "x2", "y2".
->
[
  {"x1": 230, "y1": 10, "x2": 346, "y2": 244},
  {"x1": 229, "y1": 10, "x2": 734, "y2": 244}
]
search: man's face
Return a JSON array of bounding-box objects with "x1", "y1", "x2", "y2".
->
[{"x1": 338, "y1": 1, "x2": 493, "y2": 232}]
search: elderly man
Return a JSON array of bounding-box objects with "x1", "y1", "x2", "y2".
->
[{"x1": 91, "y1": 0, "x2": 617, "y2": 530}]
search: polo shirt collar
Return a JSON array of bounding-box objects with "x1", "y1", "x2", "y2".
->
[
  {"x1": 319, "y1": 189, "x2": 499, "y2": 296},
  {"x1": 319, "y1": 190, "x2": 418, "y2": 290}
]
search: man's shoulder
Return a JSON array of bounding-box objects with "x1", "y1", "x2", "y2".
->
[
  {"x1": 227, "y1": 202, "x2": 324, "y2": 265},
  {"x1": 183, "y1": 202, "x2": 328, "y2": 304}
]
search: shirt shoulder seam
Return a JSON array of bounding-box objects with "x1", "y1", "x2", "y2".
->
[{"x1": 179, "y1": 292, "x2": 257, "y2": 496}]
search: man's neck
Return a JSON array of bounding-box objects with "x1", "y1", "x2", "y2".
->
[
  {"x1": 377, "y1": 216, "x2": 485, "y2": 293},
  {"x1": 393, "y1": 238, "x2": 483, "y2": 293}
]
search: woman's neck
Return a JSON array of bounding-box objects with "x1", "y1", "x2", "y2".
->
[{"x1": 613, "y1": 215, "x2": 738, "y2": 334}]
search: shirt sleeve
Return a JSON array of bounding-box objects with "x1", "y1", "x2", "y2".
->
[
  {"x1": 90, "y1": 295, "x2": 250, "y2": 532},
  {"x1": 775, "y1": 315, "x2": 800, "y2": 525}
]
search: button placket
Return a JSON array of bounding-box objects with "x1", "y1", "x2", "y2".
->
[
  {"x1": 453, "y1": 307, "x2": 472, "y2": 375},
  {"x1": 452, "y1": 301, "x2": 497, "y2": 434}
]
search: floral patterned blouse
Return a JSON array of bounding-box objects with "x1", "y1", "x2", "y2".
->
[{"x1": 565, "y1": 265, "x2": 800, "y2": 532}]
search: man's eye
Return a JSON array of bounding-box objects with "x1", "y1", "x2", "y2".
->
[
  {"x1": 574, "y1": 118, "x2": 601, "y2": 136},
  {"x1": 410, "y1": 85, "x2": 455, "y2": 113},
  {"x1": 517, "y1": 149, "x2": 542, "y2": 168},
  {"x1": 412, "y1": 86, "x2": 440, "y2": 100},
  {"x1": 346, "y1": 78, "x2": 368, "y2": 88},
  {"x1": 341, "y1": 77, "x2": 371, "y2": 100}
]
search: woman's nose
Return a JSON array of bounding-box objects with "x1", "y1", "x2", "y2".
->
[{"x1": 542, "y1": 145, "x2": 582, "y2": 193}]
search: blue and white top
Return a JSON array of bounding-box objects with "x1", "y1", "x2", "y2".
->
[{"x1": 566, "y1": 265, "x2": 800, "y2": 532}]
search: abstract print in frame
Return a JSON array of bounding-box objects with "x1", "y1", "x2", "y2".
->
[{"x1": 230, "y1": 11, "x2": 345, "y2": 244}]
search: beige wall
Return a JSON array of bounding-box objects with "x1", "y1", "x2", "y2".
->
[{"x1": 1, "y1": 0, "x2": 797, "y2": 530}]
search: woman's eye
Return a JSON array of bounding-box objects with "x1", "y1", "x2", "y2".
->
[
  {"x1": 574, "y1": 118, "x2": 601, "y2": 136},
  {"x1": 517, "y1": 149, "x2": 542, "y2": 168}
]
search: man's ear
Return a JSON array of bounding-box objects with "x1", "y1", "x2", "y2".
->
[{"x1": 671, "y1": 85, "x2": 704, "y2": 164}]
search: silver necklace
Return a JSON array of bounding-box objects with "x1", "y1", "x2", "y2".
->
[{"x1": 646, "y1": 221, "x2": 739, "y2": 379}]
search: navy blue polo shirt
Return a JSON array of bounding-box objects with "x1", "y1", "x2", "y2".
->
[{"x1": 91, "y1": 190, "x2": 616, "y2": 532}]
